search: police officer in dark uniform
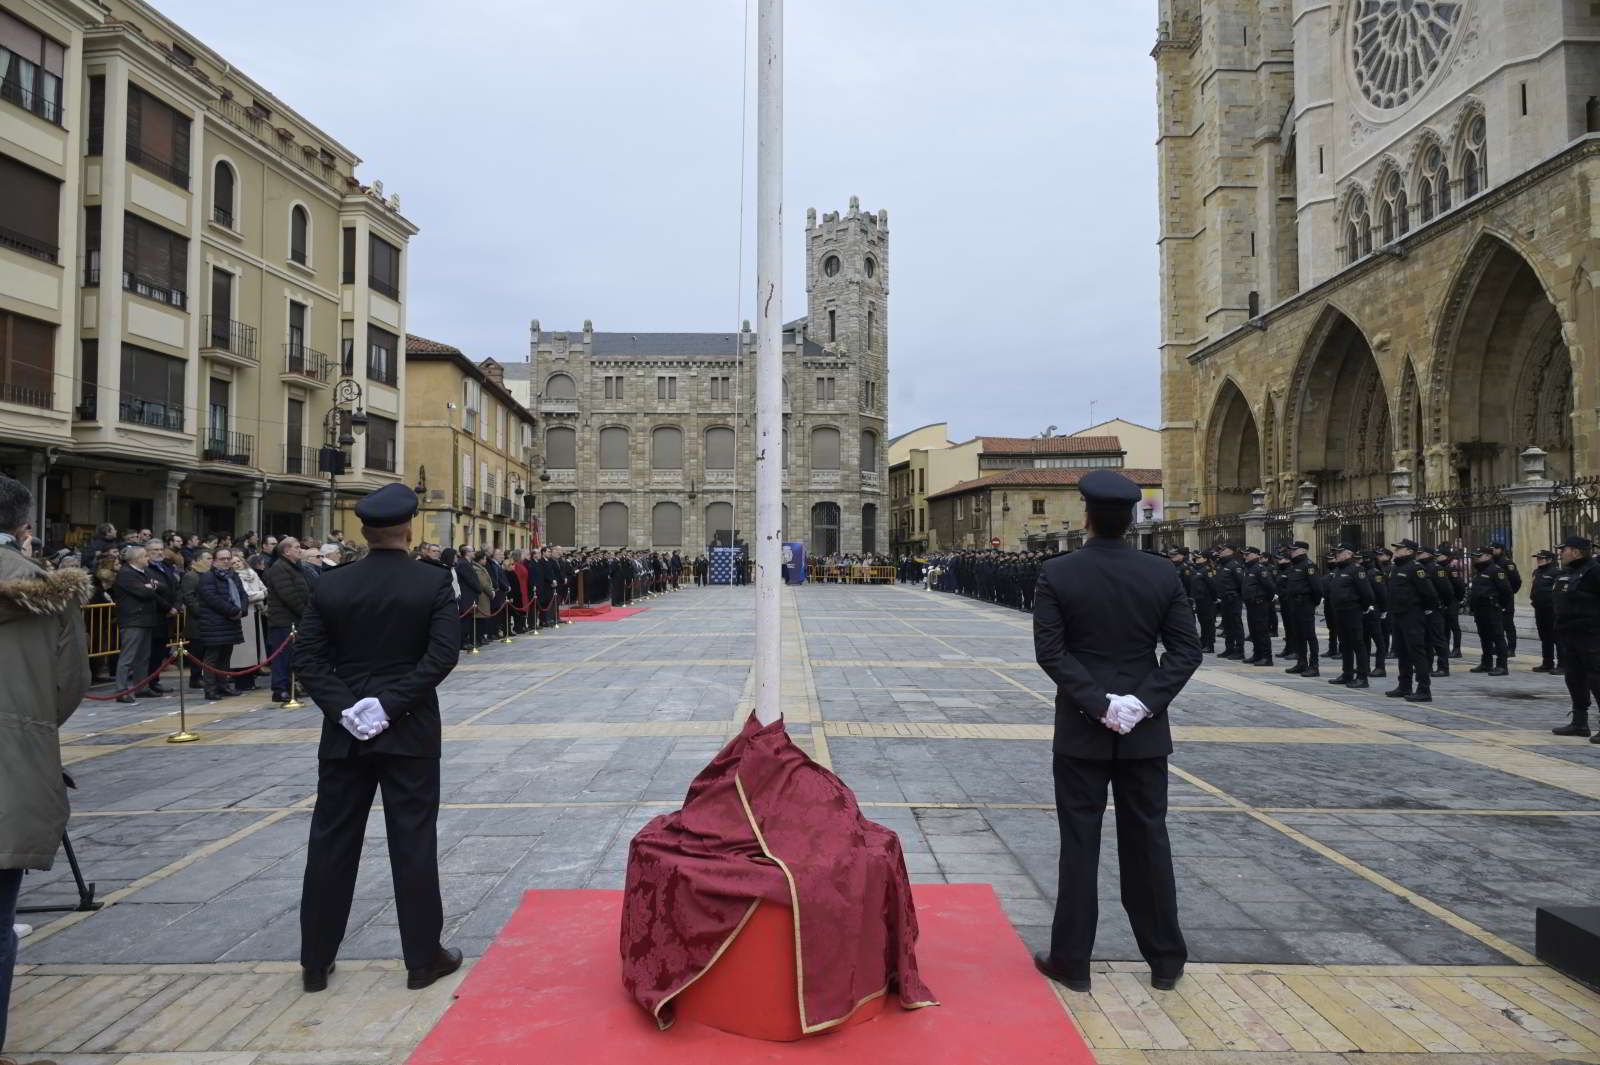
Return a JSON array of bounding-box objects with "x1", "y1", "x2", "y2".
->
[
  {"x1": 1363, "y1": 548, "x2": 1389, "y2": 678},
  {"x1": 1190, "y1": 549, "x2": 1218, "y2": 654},
  {"x1": 1416, "y1": 546, "x2": 1452, "y2": 677},
  {"x1": 1325, "y1": 544, "x2": 1374, "y2": 688},
  {"x1": 1439, "y1": 546, "x2": 1465, "y2": 659},
  {"x1": 1530, "y1": 548, "x2": 1561, "y2": 673},
  {"x1": 296, "y1": 483, "x2": 464, "y2": 994},
  {"x1": 1274, "y1": 548, "x2": 1296, "y2": 658},
  {"x1": 1167, "y1": 546, "x2": 1193, "y2": 605},
  {"x1": 1466, "y1": 546, "x2": 1512, "y2": 676},
  {"x1": 1241, "y1": 545, "x2": 1276, "y2": 666},
  {"x1": 1281, "y1": 542, "x2": 1323, "y2": 677},
  {"x1": 1213, "y1": 544, "x2": 1246, "y2": 659},
  {"x1": 1551, "y1": 535, "x2": 1600, "y2": 740},
  {"x1": 1031, "y1": 471, "x2": 1202, "y2": 994},
  {"x1": 1321, "y1": 547, "x2": 1342, "y2": 661},
  {"x1": 1491, "y1": 542, "x2": 1521, "y2": 657},
  {"x1": 1385, "y1": 539, "x2": 1439, "y2": 703}
]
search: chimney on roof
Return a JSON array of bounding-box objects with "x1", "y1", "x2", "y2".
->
[{"x1": 481, "y1": 359, "x2": 505, "y2": 387}]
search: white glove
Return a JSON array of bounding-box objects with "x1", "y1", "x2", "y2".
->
[
  {"x1": 339, "y1": 697, "x2": 390, "y2": 741},
  {"x1": 1101, "y1": 694, "x2": 1151, "y2": 735}
]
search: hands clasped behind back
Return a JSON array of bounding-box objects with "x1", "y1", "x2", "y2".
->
[
  {"x1": 1101, "y1": 693, "x2": 1150, "y2": 735},
  {"x1": 339, "y1": 697, "x2": 390, "y2": 741}
]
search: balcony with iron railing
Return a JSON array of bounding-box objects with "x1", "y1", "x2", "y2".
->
[
  {"x1": 0, "y1": 225, "x2": 57, "y2": 264},
  {"x1": 201, "y1": 315, "x2": 257, "y2": 365},
  {"x1": 125, "y1": 144, "x2": 189, "y2": 189},
  {"x1": 75, "y1": 384, "x2": 97, "y2": 421},
  {"x1": 119, "y1": 396, "x2": 185, "y2": 433},
  {"x1": 462, "y1": 486, "x2": 476, "y2": 510},
  {"x1": 499, "y1": 496, "x2": 513, "y2": 518},
  {"x1": 0, "y1": 78, "x2": 63, "y2": 125},
  {"x1": 0, "y1": 381, "x2": 53, "y2": 410},
  {"x1": 203, "y1": 97, "x2": 343, "y2": 192},
  {"x1": 369, "y1": 275, "x2": 399, "y2": 300},
  {"x1": 124, "y1": 271, "x2": 187, "y2": 309},
  {"x1": 281, "y1": 445, "x2": 320, "y2": 477},
  {"x1": 202, "y1": 428, "x2": 255, "y2": 466},
  {"x1": 213, "y1": 203, "x2": 234, "y2": 229},
  {"x1": 282, "y1": 344, "x2": 333, "y2": 385}
]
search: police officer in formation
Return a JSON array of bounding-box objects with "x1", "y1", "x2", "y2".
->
[
  {"x1": 925, "y1": 549, "x2": 1046, "y2": 612},
  {"x1": 1551, "y1": 535, "x2": 1600, "y2": 742},
  {"x1": 1415, "y1": 545, "x2": 1454, "y2": 676},
  {"x1": 1189, "y1": 548, "x2": 1218, "y2": 653},
  {"x1": 1385, "y1": 539, "x2": 1439, "y2": 702},
  {"x1": 1363, "y1": 547, "x2": 1390, "y2": 678},
  {"x1": 1212, "y1": 544, "x2": 1246, "y2": 660},
  {"x1": 1325, "y1": 544, "x2": 1375, "y2": 688},
  {"x1": 1280, "y1": 542, "x2": 1323, "y2": 677},
  {"x1": 1530, "y1": 548, "x2": 1562, "y2": 674},
  {"x1": 1490, "y1": 542, "x2": 1522, "y2": 656},
  {"x1": 1240, "y1": 546, "x2": 1276, "y2": 666},
  {"x1": 1466, "y1": 545, "x2": 1512, "y2": 676}
]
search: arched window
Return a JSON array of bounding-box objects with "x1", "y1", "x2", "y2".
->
[
  {"x1": 810, "y1": 426, "x2": 840, "y2": 470},
  {"x1": 862, "y1": 503, "x2": 878, "y2": 554},
  {"x1": 598, "y1": 427, "x2": 629, "y2": 469},
  {"x1": 212, "y1": 160, "x2": 236, "y2": 228},
  {"x1": 1342, "y1": 192, "x2": 1372, "y2": 265},
  {"x1": 545, "y1": 426, "x2": 576, "y2": 469},
  {"x1": 1420, "y1": 143, "x2": 1450, "y2": 224},
  {"x1": 650, "y1": 426, "x2": 683, "y2": 469},
  {"x1": 545, "y1": 373, "x2": 577, "y2": 399},
  {"x1": 290, "y1": 205, "x2": 309, "y2": 265},
  {"x1": 864, "y1": 255, "x2": 877, "y2": 279},
  {"x1": 598, "y1": 502, "x2": 629, "y2": 547},
  {"x1": 705, "y1": 501, "x2": 734, "y2": 548},
  {"x1": 652, "y1": 502, "x2": 683, "y2": 546},
  {"x1": 822, "y1": 254, "x2": 840, "y2": 277},
  {"x1": 545, "y1": 502, "x2": 575, "y2": 546},
  {"x1": 810, "y1": 502, "x2": 840, "y2": 556},
  {"x1": 704, "y1": 426, "x2": 735, "y2": 469},
  {"x1": 1460, "y1": 113, "x2": 1486, "y2": 199},
  {"x1": 1379, "y1": 170, "x2": 1408, "y2": 244},
  {"x1": 858, "y1": 429, "x2": 878, "y2": 473}
]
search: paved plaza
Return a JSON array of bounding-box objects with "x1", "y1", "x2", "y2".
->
[{"x1": 10, "y1": 582, "x2": 1600, "y2": 1064}]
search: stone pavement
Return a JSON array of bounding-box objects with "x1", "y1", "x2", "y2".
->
[{"x1": 9, "y1": 582, "x2": 1600, "y2": 1064}]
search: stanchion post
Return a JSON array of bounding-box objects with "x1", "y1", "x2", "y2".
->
[
  {"x1": 470, "y1": 609, "x2": 480, "y2": 654},
  {"x1": 501, "y1": 603, "x2": 514, "y2": 644},
  {"x1": 167, "y1": 640, "x2": 199, "y2": 743},
  {"x1": 282, "y1": 625, "x2": 305, "y2": 708}
]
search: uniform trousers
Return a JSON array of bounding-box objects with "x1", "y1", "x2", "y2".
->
[
  {"x1": 1288, "y1": 596, "x2": 1320, "y2": 666},
  {"x1": 1558, "y1": 634, "x2": 1600, "y2": 726},
  {"x1": 1219, "y1": 595, "x2": 1244, "y2": 655},
  {"x1": 301, "y1": 754, "x2": 442, "y2": 972},
  {"x1": 1441, "y1": 606, "x2": 1460, "y2": 655},
  {"x1": 1194, "y1": 600, "x2": 1216, "y2": 651},
  {"x1": 1245, "y1": 598, "x2": 1272, "y2": 661},
  {"x1": 1050, "y1": 754, "x2": 1185, "y2": 977},
  {"x1": 1502, "y1": 604, "x2": 1518, "y2": 654},
  {"x1": 1363, "y1": 611, "x2": 1386, "y2": 670},
  {"x1": 1279, "y1": 599, "x2": 1296, "y2": 652},
  {"x1": 1335, "y1": 610, "x2": 1370, "y2": 679},
  {"x1": 1324, "y1": 602, "x2": 1340, "y2": 655},
  {"x1": 1392, "y1": 612, "x2": 1432, "y2": 692},
  {"x1": 1471, "y1": 606, "x2": 1507, "y2": 665},
  {"x1": 1426, "y1": 611, "x2": 1449, "y2": 670},
  {"x1": 1534, "y1": 601, "x2": 1558, "y2": 667}
]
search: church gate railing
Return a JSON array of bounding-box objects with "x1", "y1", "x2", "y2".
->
[
  {"x1": 1313, "y1": 498, "x2": 1384, "y2": 557},
  {"x1": 1409, "y1": 487, "x2": 1513, "y2": 553},
  {"x1": 1547, "y1": 477, "x2": 1600, "y2": 546},
  {"x1": 1197, "y1": 512, "x2": 1246, "y2": 550}
]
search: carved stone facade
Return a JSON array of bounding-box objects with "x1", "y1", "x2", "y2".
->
[
  {"x1": 522, "y1": 200, "x2": 890, "y2": 553},
  {"x1": 1156, "y1": 1, "x2": 1600, "y2": 512}
]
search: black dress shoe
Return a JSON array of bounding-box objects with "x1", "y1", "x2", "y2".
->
[
  {"x1": 1032, "y1": 951, "x2": 1090, "y2": 993},
  {"x1": 1552, "y1": 721, "x2": 1592, "y2": 737},
  {"x1": 1430, "y1": 668, "x2": 1448, "y2": 677},
  {"x1": 1301, "y1": 667, "x2": 1320, "y2": 678},
  {"x1": 1590, "y1": 732, "x2": 1599, "y2": 745},
  {"x1": 135, "y1": 688, "x2": 160, "y2": 698},
  {"x1": 1385, "y1": 687, "x2": 1410, "y2": 699},
  {"x1": 116, "y1": 694, "x2": 138, "y2": 704},
  {"x1": 1151, "y1": 967, "x2": 1184, "y2": 991},
  {"x1": 1328, "y1": 674, "x2": 1352, "y2": 685},
  {"x1": 147, "y1": 684, "x2": 169, "y2": 695},
  {"x1": 407, "y1": 946, "x2": 463, "y2": 990},
  {"x1": 1405, "y1": 690, "x2": 1432, "y2": 703},
  {"x1": 303, "y1": 961, "x2": 335, "y2": 993},
  {"x1": 1370, "y1": 667, "x2": 1386, "y2": 678},
  {"x1": 1285, "y1": 664, "x2": 1304, "y2": 674}
]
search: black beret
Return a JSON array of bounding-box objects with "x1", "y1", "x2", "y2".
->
[
  {"x1": 354, "y1": 483, "x2": 418, "y2": 529},
  {"x1": 1561, "y1": 535, "x2": 1593, "y2": 550},
  {"x1": 1078, "y1": 470, "x2": 1143, "y2": 508}
]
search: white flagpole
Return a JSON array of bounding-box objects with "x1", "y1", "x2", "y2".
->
[{"x1": 753, "y1": 0, "x2": 783, "y2": 726}]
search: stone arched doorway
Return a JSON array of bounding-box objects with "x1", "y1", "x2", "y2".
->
[
  {"x1": 1432, "y1": 235, "x2": 1573, "y2": 487},
  {"x1": 1206, "y1": 379, "x2": 1260, "y2": 515},
  {"x1": 1397, "y1": 357, "x2": 1426, "y2": 495},
  {"x1": 1291, "y1": 309, "x2": 1392, "y2": 503}
]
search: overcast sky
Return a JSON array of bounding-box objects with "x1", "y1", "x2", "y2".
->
[{"x1": 162, "y1": 0, "x2": 1159, "y2": 440}]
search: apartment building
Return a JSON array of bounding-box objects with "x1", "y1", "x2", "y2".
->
[
  {"x1": 0, "y1": 0, "x2": 415, "y2": 544},
  {"x1": 404, "y1": 336, "x2": 536, "y2": 552}
]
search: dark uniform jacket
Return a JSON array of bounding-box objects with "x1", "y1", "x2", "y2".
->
[
  {"x1": 1033, "y1": 538, "x2": 1202, "y2": 760},
  {"x1": 1553, "y1": 557, "x2": 1600, "y2": 639},
  {"x1": 1389, "y1": 557, "x2": 1440, "y2": 614},
  {"x1": 1423, "y1": 559, "x2": 1456, "y2": 608},
  {"x1": 1213, "y1": 557, "x2": 1244, "y2": 599},
  {"x1": 295, "y1": 549, "x2": 460, "y2": 760},
  {"x1": 1531, "y1": 561, "x2": 1559, "y2": 606},
  {"x1": 1242, "y1": 559, "x2": 1276, "y2": 600},
  {"x1": 1467, "y1": 561, "x2": 1513, "y2": 611},
  {"x1": 1281, "y1": 556, "x2": 1323, "y2": 603},
  {"x1": 1365, "y1": 561, "x2": 1389, "y2": 612},
  {"x1": 1325, "y1": 561, "x2": 1374, "y2": 612}
]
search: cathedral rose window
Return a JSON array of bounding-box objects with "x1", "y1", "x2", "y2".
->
[{"x1": 1351, "y1": 1, "x2": 1462, "y2": 111}]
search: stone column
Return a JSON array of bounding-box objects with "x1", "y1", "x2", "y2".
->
[
  {"x1": 157, "y1": 472, "x2": 185, "y2": 534},
  {"x1": 1377, "y1": 468, "x2": 1415, "y2": 547},
  {"x1": 1290, "y1": 482, "x2": 1319, "y2": 546},
  {"x1": 1504, "y1": 448, "x2": 1557, "y2": 608},
  {"x1": 1181, "y1": 519, "x2": 1204, "y2": 551},
  {"x1": 1242, "y1": 489, "x2": 1267, "y2": 549},
  {"x1": 316, "y1": 489, "x2": 333, "y2": 542},
  {"x1": 239, "y1": 482, "x2": 265, "y2": 537}
]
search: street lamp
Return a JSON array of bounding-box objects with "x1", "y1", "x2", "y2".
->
[{"x1": 320, "y1": 377, "x2": 367, "y2": 537}]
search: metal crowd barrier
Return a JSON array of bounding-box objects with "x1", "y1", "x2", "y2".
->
[{"x1": 82, "y1": 601, "x2": 188, "y2": 659}]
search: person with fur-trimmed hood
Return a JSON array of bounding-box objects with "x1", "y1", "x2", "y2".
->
[{"x1": 0, "y1": 473, "x2": 90, "y2": 1058}]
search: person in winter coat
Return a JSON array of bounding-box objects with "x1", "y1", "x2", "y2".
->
[
  {"x1": 263, "y1": 538, "x2": 313, "y2": 703},
  {"x1": 449, "y1": 547, "x2": 481, "y2": 649},
  {"x1": 111, "y1": 545, "x2": 174, "y2": 701},
  {"x1": 178, "y1": 550, "x2": 212, "y2": 688},
  {"x1": 231, "y1": 554, "x2": 268, "y2": 691},
  {"x1": 0, "y1": 475, "x2": 89, "y2": 1059},
  {"x1": 196, "y1": 547, "x2": 249, "y2": 700}
]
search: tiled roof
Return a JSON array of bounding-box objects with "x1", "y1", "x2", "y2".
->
[
  {"x1": 404, "y1": 333, "x2": 462, "y2": 355},
  {"x1": 927, "y1": 467, "x2": 1163, "y2": 501},
  {"x1": 973, "y1": 435, "x2": 1123, "y2": 455}
]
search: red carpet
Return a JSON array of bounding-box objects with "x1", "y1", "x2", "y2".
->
[
  {"x1": 407, "y1": 884, "x2": 1096, "y2": 1065},
  {"x1": 564, "y1": 606, "x2": 647, "y2": 622}
]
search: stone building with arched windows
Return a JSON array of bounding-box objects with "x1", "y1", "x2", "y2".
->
[
  {"x1": 511, "y1": 199, "x2": 889, "y2": 555},
  {"x1": 1155, "y1": 1, "x2": 1600, "y2": 584}
]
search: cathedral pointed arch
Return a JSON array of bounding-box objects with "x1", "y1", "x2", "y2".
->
[
  {"x1": 1288, "y1": 306, "x2": 1392, "y2": 503},
  {"x1": 1204, "y1": 377, "x2": 1262, "y2": 516}
]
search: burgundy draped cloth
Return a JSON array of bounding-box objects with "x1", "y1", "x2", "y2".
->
[{"x1": 621, "y1": 715, "x2": 936, "y2": 1032}]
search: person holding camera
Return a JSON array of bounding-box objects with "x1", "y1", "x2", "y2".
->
[{"x1": 0, "y1": 475, "x2": 90, "y2": 1062}]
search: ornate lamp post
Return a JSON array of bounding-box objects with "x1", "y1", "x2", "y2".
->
[{"x1": 320, "y1": 378, "x2": 367, "y2": 538}]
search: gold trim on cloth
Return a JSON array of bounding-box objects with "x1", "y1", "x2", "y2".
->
[{"x1": 651, "y1": 897, "x2": 763, "y2": 1031}]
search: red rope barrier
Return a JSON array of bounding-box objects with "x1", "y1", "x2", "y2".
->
[
  {"x1": 189, "y1": 633, "x2": 297, "y2": 677},
  {"x1": 83, "y1": 654, "x2": 179, "y2": 701}
]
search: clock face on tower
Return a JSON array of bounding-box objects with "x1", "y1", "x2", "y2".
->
[{"x1": 1350, "y1": 0, "x2": 1462, "y2": 112}]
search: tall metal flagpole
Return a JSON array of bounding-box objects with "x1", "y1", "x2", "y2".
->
[{"x1": 753, "y1": 0, "x2": 782, "y2": 726}]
